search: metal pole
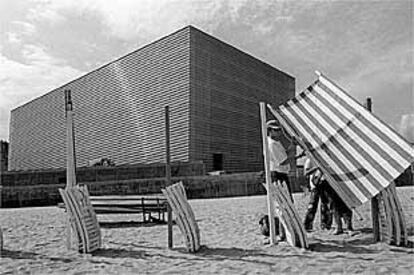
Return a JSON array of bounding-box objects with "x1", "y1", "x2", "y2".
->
[
  {"x1": 260, "y1": 102, "x2": 277, "y2": 245},
  {"x1": 165, "y1": 106, "x2": 173, "y2": 249}
]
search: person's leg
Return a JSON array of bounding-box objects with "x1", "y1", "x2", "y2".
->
[
  {"x1": 320, "y1": 181, "x2": 333, "y2": 230},
  {"x1": 303, "y1": 188, "x2": 320, "y2": 231}
]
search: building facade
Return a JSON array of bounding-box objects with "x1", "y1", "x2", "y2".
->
[{"x1": 8, "y1": 26, "x2": 295, "y2": 173}]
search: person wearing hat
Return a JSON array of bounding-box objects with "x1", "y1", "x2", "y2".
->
[
  {"x1": 303, "y1": 157, "x2": 333, "y2": 232},
  {"x1": 303, "y1": 158, "x2": 353, "y2": 234},
  {"x1": 265, "y1": 120, "x2": 295, "y2": 241},
  {"x1": 266, "y1": 120, "x2": 293, "y2": 198}
]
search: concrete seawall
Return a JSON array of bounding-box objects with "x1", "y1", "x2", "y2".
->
[{"x1": 1, "y1": 172, "x2": 267, "y2": 207}]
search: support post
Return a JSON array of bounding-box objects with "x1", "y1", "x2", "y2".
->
[
  {"x1": 260, "y1": 102, "x2": 277, "y2": 245},
  {"x1": 65, "y1": 90, "x2": 76, "y2": 189},
  {"x1": 64, "y1": 89, "x2": 76, "y2": 249},
  {"x1": 165, "y1": 106, "x2": 173, "y2": 249},
  {"x1": 366, "y1": 98, "x2": 380, "y2": 242}
]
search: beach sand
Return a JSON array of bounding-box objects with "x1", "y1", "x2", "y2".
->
[{"x1": 1, "y1": 186, "x2": 413, "y2": 274}]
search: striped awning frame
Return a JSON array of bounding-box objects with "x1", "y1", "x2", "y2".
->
[{"x1": 268, "y1": 72, "x2": 414, "y2": 209}]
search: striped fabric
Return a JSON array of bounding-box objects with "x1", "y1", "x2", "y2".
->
[{"x1": 271, "y1": 73, "x2": 414, "y2": 209}]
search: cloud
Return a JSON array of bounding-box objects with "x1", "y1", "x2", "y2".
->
[
  {"x1": 0, "y1": 0, "x2": 412, "y2": 142},
  {"x1": 337, "y1": 43, "x2": 413, "y2": 130},
  {"x1": 12, "y1": 20, "x2": 36, "y2": 35},
  {"x1": 0, "y1": 44, "x2": 84, "y2": 140},
  {"x1": 6, "y1": 32, "x2": 21, "y2": 44}
]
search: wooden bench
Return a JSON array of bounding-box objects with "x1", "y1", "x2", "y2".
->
[{"x1": 59, "y1": 195, "x2": 168, "y2": 223}]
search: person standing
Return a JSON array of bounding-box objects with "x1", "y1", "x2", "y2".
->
[
  {"x1": 327, "y1": 184, "x2": 353, "y2": 235},
  {"x1": 266, "y1": 120, "x2": 292, "y2": 197},
  {"x1": 302, "y1": 158, "x2": 332, "y2": 232},
  {"x1": 302, "y1": 157, "x2": 353, "y2": 234},
  {"x1": 266, "y1": 120, "x2": 293, "y2": 241}
]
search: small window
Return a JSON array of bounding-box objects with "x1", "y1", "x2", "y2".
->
[{"x1": 213, "y1": 153, "x2": 223, "y2": 171}]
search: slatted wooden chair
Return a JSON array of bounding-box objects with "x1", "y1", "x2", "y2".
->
[
  {"x1": 375, "y1": 183, "x2": 408, "y2": 246},
  {"x1": 60, "y1": 90, "x2": 101, "y2": 253},
  {"x1": 59, "y1": 185, "x2": 102, "y2": 253},
  {"x1": 162, "y1": 182, "x2": 200, "y2": 253},
  {"x1": 264, "y1": 181, "x2": 308, "y2": 249}
]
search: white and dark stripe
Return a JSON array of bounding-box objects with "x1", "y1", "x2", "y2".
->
[{"x1": 277, "y1": 74, "x2": 414, "y2": 208}]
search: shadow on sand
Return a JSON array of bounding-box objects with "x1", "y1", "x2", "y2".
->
[
  {"x1": 99, "y1": 220, "x2": 168, "y2": 229},
  {"x1": 92, "y1": 248, "x2": 148, "y2": 259},
  {"x1": 0, "y1": 249, "x2": 74, "y2": 263}
]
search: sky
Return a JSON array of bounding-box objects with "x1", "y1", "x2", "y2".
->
[{"x1": 0, "y1": 0, "x2": 413, "y2": 142}]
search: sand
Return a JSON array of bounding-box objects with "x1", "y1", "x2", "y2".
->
[{"x1": 1, "y1": 186, "x2": 413, "y2": 274}]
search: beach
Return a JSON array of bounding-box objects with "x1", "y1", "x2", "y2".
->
[{"x1": 1, "y1": 186, "x2": 413, "y2": 274}]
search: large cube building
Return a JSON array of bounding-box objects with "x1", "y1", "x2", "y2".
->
[{"x1": 8, "y1": 26, "x2": 295, "y2": 173}]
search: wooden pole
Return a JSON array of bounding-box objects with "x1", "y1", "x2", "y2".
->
[
  {"x1": 260, "y1": 102, "x2": 277, "y2": 245},
  {"x1": 64, "y1": 89, "x2": 76, "y2": 250},
  {"x1": 65, "y1": 90, "x2": 76, "y2": 189},
  {"x1": 366, "y1": 98, "x2": 380, "y2": 242},
  {"x1": 165, "y1": 106, "x2": 173, "y2": 249}
]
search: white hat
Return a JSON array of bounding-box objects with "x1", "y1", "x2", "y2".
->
[
  {"x1": 266, "y1": 120, "x2": 281, "y2": 130},
  {"x1": 304, "y1": 158, "x2": 318, "y2": 176}
]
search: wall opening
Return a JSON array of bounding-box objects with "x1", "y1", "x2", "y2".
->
[{"x1": 213, "y1": 153, "x2": 223, "y2": 171}]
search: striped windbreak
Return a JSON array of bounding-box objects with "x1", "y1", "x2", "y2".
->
[{"x1": 269, "y1": 73, "x2": 414, "y2": 209}]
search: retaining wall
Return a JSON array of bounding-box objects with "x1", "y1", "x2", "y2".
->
[
  {"x1": 0, "y1": 172, "x2": 267, "y2": 208},
  {"x1": 0, "y1": 162, "x2": 205, "y2": 207}
]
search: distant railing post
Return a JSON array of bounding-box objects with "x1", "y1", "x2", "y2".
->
[{"x1": 165, "y1": 106, "x2": 173, "y2": 248}]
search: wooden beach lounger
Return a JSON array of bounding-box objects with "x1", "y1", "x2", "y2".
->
[
  {"x1": 375, "y1": 183, "x2": 408, "y2": 246},
  {"x1": 162, "y1": 182, "x2": 200, "y2": 253},
  {"x1": 59, "y1": 185, "x2": 102, "y2": 253},
  {"x1": 263, "y1": 181, "x2": 308, "y2": 249}
]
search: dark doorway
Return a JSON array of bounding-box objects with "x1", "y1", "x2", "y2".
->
[{"x1": 213, "y1": 153, "x2": 223, "y2": 171}]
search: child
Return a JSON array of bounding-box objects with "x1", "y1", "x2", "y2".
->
[{"x1": 259, "y1": 214, "x2": 281, "y2": 239}]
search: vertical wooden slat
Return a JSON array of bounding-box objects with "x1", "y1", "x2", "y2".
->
[
  {"x1": 65, "y1": 90, "x2": 75, "y2": 249},
  {"x1": 389, "y1": 183, "x2": 408, "y2": 246},
  {"x1": 65, "y1": 90, "x2": 76, "y2": 189},
  {"x1": 260, "y1": 102, "x2": 277, "y2": 245}
]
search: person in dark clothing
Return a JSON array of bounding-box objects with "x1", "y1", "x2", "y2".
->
[
  {"x1": 303, "y1": 158, "x2": 353, "y2": 234},
  {"x1": 303, "y1": 158, "x2": 332, "y2": 232},
  {"x1": 325, "y1": 184, "x2": 353, "y2": 234}
]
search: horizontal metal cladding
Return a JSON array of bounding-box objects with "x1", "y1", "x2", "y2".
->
[
  {"x1": 9, "y1": 27, "x2": 191, "y2": 171},
  {"x1": 189, "y1": 26, "x2": 295, "y2": 173}
]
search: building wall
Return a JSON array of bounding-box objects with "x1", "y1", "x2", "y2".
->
[
  {"x1": 0, "y1": 140, "x2": 8, "y2": 173},
  {"x1": 9, "y1": 27, "x2": 191, "y2": 171},
  {"x1": 8, "y1": 26, "x2": 295, "y2": 173},
  {"x1": 189, "y1": 27, "x2": 296, "y2": 172}
]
